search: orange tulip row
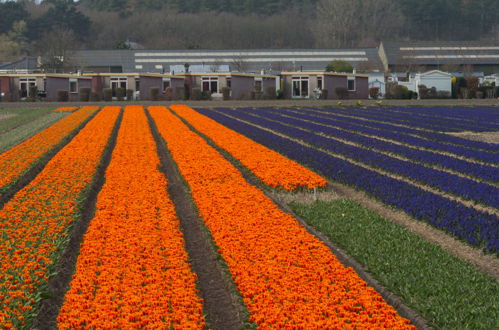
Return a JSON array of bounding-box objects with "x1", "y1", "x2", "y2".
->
[
  {"x1": 52, "y1": 106, "x2": 79, "y2": 113},
  {"x1": 150, "y1": 105, "x2": 414, "y2": 328},
  {"x1": 57, "y1": 106, "x2": 205, "y2": 329},
  {"x1": 170, "y1": 104, "x2": 327, "y2": 191},
  {"x1": 0, "y1": 106, "x2": 99, "y2": 199},
  {"x1": 0, "y1": 107, "x2": 120, "y2": 328}
]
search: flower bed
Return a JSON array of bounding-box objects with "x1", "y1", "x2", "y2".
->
[
  {"x1": 150, "y1": 105, "x2": 413, "y2": 328},
  {"x1": 170, "y1": 104, "x2": 326, "y2": 190},
  {"x1": 0, "y1": 107, "x2": 120, "y2": 328},
  {"x1": 58, "y1": 106, "x2": 204, "y2": 329}
]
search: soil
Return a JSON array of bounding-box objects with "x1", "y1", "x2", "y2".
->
[
  {"x1": 447, "y1": 131, "x2": 499, "y2": 144},
  {"x1": 0, "y1": 98, "x2": 498, "y2": 110},
  {"x1": 147, "y1": 110, "x2": 247, "y2": 330},
  {"x1": 31, "y1": 110, "x2": 123, "y2": 329}
]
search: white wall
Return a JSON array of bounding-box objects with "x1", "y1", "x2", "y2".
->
[{"x1": 418, "y1": 75, "x2": 452, "y2": 93}]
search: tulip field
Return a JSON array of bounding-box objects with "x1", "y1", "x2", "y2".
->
[{"x1": 0, "y1": 104, "x2": 497, "y2": 328}]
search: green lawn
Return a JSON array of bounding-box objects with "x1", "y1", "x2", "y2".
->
[
  {"x1": 291, "y1": 199, "x2": 498, "y2": 329},
  {"x1": 0, "y1": 108, "x2": 54, "y2": 134}
]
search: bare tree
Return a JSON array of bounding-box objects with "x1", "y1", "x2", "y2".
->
[
  {"x1": 231, "y1": 54, "x2": 250, "y2": 72},
  {"x1": 34, "y1": 27, "x2": 76, "y2": 73}
]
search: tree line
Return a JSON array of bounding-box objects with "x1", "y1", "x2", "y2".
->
[{"x1": 1, "y1": 0, "x2": 498, "y2": 65}]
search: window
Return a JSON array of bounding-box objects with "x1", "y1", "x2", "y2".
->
[
  {"x1": 291, "y1": 76, "x2": 309, "y2": 98},
  {"x1": 135, "y1": 78, "x2": 140, "y2": 91},
  {"x1": 202, "y1": 76, "x2": 218, "y2": 94},
  {"x1": 347, "y1": 77, "x2": 356, "y2": 91},
  {"x1": 19, "y1": 77, "x2": 37, "y2": 98},
  {"x1": 254, "y1": 80, "x2": 262, "y2": 92},
  {"x1": 226, "y1": 77, "x2": 231, "y2": 88},
  {"x1": 69, "y1": 79, "x2": 78, "y2": 93},
  {"x1": 317, "y1": 76, "x2": 323, "y2": 90},
  {"x1": 110, "y1": 77, "x2": 128, "y2": 97},
  {"x1": 162, "y1": 79, "x2": 170, "y2": 92}
]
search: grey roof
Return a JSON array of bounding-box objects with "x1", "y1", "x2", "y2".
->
[
  {"x1": 382, "y1": 41, "x2": 499, "y2": 66},
  {"x1": 0, "y1": 57, "x2": 39, "y2": 72},
  {"x1": 70, "y1": 48, "x2": 384, "y2": 73}
]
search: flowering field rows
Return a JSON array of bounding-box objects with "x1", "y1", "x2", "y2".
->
[
  {"x1": 196, "y1": 106, "x2": 498, "y2": 252},
  {"x1": 0, "y1": 105, "x2": 420, "y2": 328}
]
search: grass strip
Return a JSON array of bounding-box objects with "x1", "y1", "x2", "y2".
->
[
  {"x1": 0, "y1": 112, "x2": 69, "y2": 154},
  {"x1": 0, "y1": 108, "x2": 53, "y2": 135},
  {"x1": 290, "y1": 199, "x2": 499, "y2": 329}
]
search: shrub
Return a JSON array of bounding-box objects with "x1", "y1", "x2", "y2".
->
[
  {"x1": 102, "y1": 88, "x2": 113, "y2": 101},
  {"x1": 164, "y1": 87, "x2": 173, "y2": 101},
  {"x1": 57, "y1": 90, "x2": 69, "y2": 102},
  {"x1": 334, "y1": 86, "x2": 348, "y2": 99},
  {"x1": 386, "y1": 84, "x2": 413, "y2": 99},
  {"x1": 183, "y1": 84, "x2": 190, "y2": 100},
  {"x1": 28, "y1": 85, "x2": 38, "y2": 102},
  {"x1": 326, "y1": 60, "x2": 353, "y2": 73},
  {"x1": 150, "y1": 87, "x2": 160, "y2": 101},
  {"x1": 79, "y1": 87, "x2": 91, "y2": 102},
  {"x1": 276, "y1": 89, "x2": 284, "y2": 99},
  {"x1": 175, "y1": 86, "x2": 185, "y2": 100},
  {"x1": 369, "y1": 87, "x2": 380, "y2": 99},
  {"x1": 191, "y1": 87, "x2": 202, "y2": 100},
  {"x1": 201, "y1": 90, "x2": 212, "y2": 100},
  {"x1": 89, "y1": 92, "x2": 101, "y2": 102},
  {"x1": 495, "y1": 87, "x2": 499, "y2": 98},
  {"x1": 221, "y1": 87, "x2": 231, "y2": 100},
  {"x1": 116, "y1": 87, "x2": 126, "y2": 101},
  {"x1": 126, "y1": 89, "x2": 134, "y2": 101},
  {"x1": 321, "y1": 89, "x2": 328, "y2": 99},
  {"x1": 265, "y1": 86, "x2": 276, "y2": 100}
]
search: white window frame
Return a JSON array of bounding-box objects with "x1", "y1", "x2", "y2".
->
[
  {"x1": 291, "y1": 76, "x2": 310, "y2": 98},
  {"x1": 162, "y1": 78, "x2": 171, "y2": 92},
  {"x1": 110, "y1": 77, "x2": 128, "y2": 90},
  {"x1": 347, "y1": 76, "x2": 356, "y2": 91},
  {"x1": 202, "y1": 76, "x2": 219, "y2": 94},
  {"x1": 317, "y1": 76, "x2": 324, "y2": 90},
  {"x1": 69, "y1": 78, "x2": 78, "y2": 94},
  {"x1": 19, "y1": 77, "x2": 37, "y2": 97}
]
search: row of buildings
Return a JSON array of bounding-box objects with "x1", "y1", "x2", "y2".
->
[
  {"x1": 0, "y1": 72, "x2": 369, "y2": 101},
  {"x1": 1, "y1": 41, "x2": 498, "y2": 101}
]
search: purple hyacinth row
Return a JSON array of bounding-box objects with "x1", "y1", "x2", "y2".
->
[
  {"x1": 277, "y1": 107, "x2": 499, "y2": 163},
  {"x1": 243, "y1": 107, "x2": 498, "y2": 184},
  {"x1": 316, "y1": 106, "x2": 499, "y2": 133},
  {"x1": 217, "y1": 107, "x2": 499, "y2": 209},
  {"x1": 196, "y1": 107, "x2": 498, "y2": 253},
  {"x1": 300, "y1": 107, "x2": 499, "y2": 154}
]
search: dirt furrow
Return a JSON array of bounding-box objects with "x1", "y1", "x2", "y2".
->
[{"x1": 147, "y1": 109, "x2": 247, "y2": 330}]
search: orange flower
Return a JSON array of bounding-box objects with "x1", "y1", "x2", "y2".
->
[
  {"x1": 150, "y1": 105, "x2": 414, "y2": 328},
  {"x1": 57, "y1": 106, "x2": 204, "y2": 329},
  {"x1": 170, "y1": 104, "x2": 327, "y2": 190},
  {"x1": 0, "y1": 106, "x2": 99, "y2": 199},
  {"x1": 0, "y1": 107, "x2": 120, "y2": 327},
  {"x1": 52, "y1": 106, "x2": 79, "y2": 113}
]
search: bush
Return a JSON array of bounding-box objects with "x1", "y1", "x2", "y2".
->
[
  {"x1": 264, "y1": 86, "x2": 276, "y2": 99},
  {"x1": 57, "y1": 90, "x2": 69, "y2": 102},
  {"x1": 183, "y1": 84, "x2": 190, "y2": 100},
  {"x1": 79, "y1": 87, "x2": 91, "y2": 102},
  {"x1": 103, "y1": 88, "x2": 113, "y2": 101},
  {"x1": 89, "y1": 92, "x2": 101, "y2": 102},
  {"x1": 369, "y1": 87, "x2": 380, "y2": 99},
  {"x1": 150, "y1": 87, "x2": 160, "y2": 101},
  {"x1": 335, "y1": 86, "x2": 348, "y2": 99},
  {"x1": 201, "y1": 90, "x2": 212, "y2": 100},
  {"x1": 221, "y1": 87, "x2": 231, "y2": 100},
  {"x1": 126, "y1": 89, "x2": 134, "y2": 101},
  {"x1": 175, "y1": 86, "x2": 185, "y2": 100},
  {"x1": 326, "y1": 60, "x2": 353, "y2": 73},
  {"x1": 276, "y1": 89, "x2": 284, "y2": 99},
  {"x1": 385, "y1": 84, "x2": 413, "y2": 99},
  {"x1": 115, "y1": 87, "x2": 126, "y2": 101},
  {"x1": 164, "y1": 87, "x2": 173, "y2": 101},
  {"x1": 191, "y1": 87, "x2": 202, "y2": 100},
  {"x1": 321, "y1": 89, "x2": 328, "y2": 100},
  {"x1": 495, "y1": 87, "x2": 499, "y2": 98},
  {"x1": 28, "y1": 85, "x2": 38, "y2": 102}
]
